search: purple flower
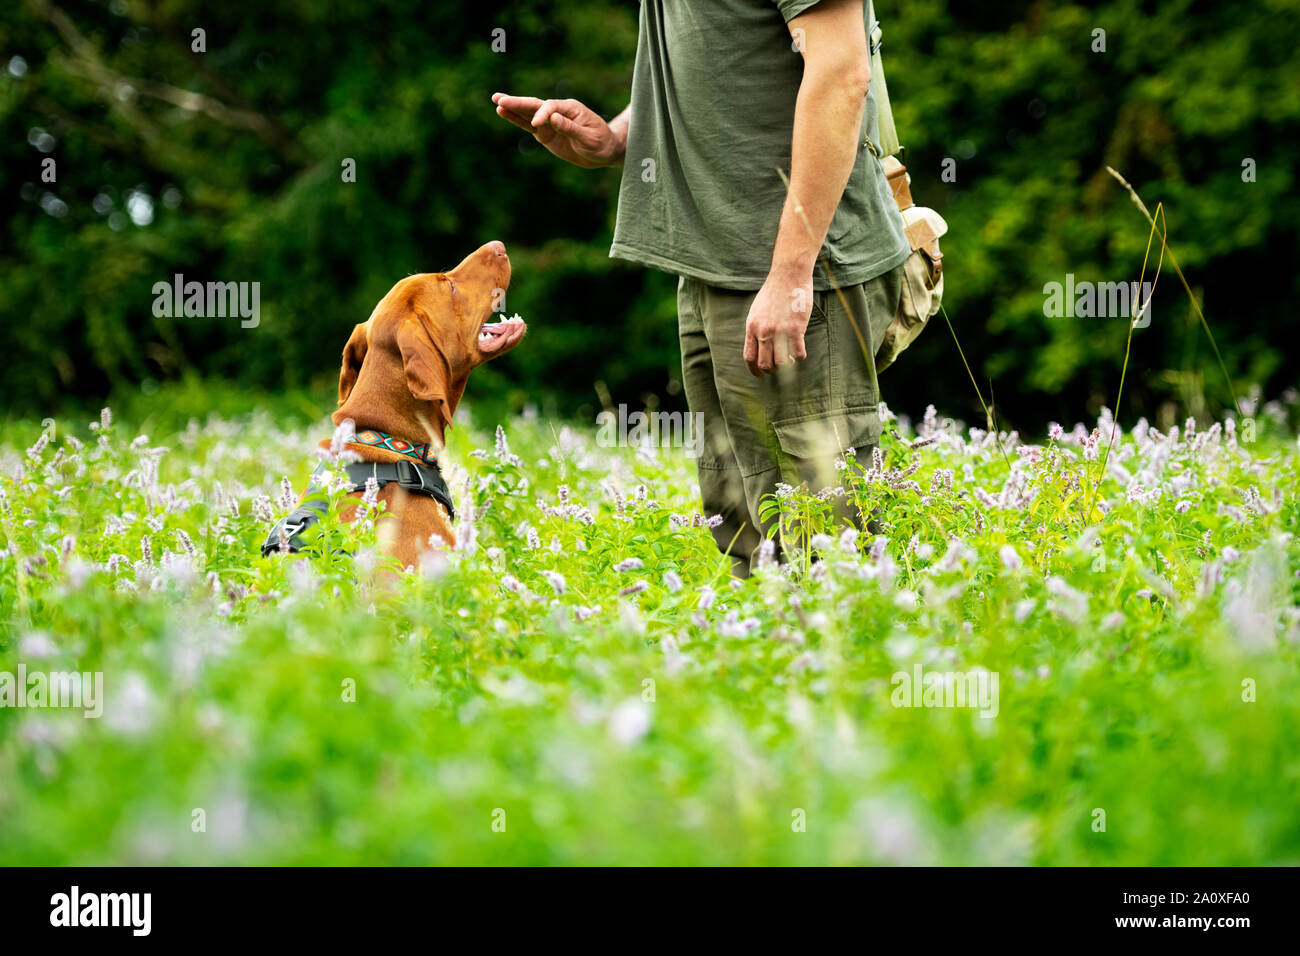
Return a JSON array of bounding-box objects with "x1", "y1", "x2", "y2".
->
[{"x1": 278, "y1": 477, "x2": 296, "y2": 511}]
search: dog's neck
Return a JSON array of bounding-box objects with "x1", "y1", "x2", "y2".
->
[
  {"x1": 342, "y1": 427, "x2": 440, "y2": 465},
  {"x1": 332, "y1": 353, "x2": 469, "y2": 458},
  {"x1": 333, "y1": 391, "x2": 459, "y2": 455}
]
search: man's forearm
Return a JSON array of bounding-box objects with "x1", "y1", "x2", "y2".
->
[
  {"x1": 606, "y1": 105, "x2": 631, "y2": 165},
  {"x1": 770, "y1": 66, "x2": 870, "y2": 276}
]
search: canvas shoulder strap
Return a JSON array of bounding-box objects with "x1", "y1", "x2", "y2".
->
[{"x1": 867, "y1": 0, "x2": 900, "y2": 158}]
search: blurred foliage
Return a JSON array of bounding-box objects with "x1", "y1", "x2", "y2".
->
[{"x1": 1, "y1": 0, "x2": 1296, "y2": 430}]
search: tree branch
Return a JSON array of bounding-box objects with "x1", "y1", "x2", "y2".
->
[{"x1": 25, "y1": 0, "x2": 306, "y2": 163}]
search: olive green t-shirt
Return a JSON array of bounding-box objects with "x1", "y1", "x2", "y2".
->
[{"x1": 610, "y1": 0, "x2": 911, "y2": 292}]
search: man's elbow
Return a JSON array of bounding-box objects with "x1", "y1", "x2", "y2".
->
[
  {"x1": 844, "y1": 56, "x2": 872, "y2": 98},
  {"x1": 805, "y1": 52, "x2": 872, "y2": 99}
]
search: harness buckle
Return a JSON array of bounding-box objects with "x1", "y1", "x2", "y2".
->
[{"x1": 396, "y1": 458, "x2": 426, "y2": 492}]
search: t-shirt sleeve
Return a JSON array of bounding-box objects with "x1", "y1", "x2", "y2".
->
[{"x1": 773, "y1": 0, "x2": 826, "y2": 23}]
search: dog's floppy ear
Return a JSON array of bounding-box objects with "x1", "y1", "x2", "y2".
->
[
  {"x1": 338, "y1": 323, "x2": 369, "y2": 407},
  {"x1": 396, "y1": 316, "x2": 455, "y2": 429}
]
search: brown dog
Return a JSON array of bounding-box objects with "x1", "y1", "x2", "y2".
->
[{"x1": 265, "y1": 241, "x2": 525, "y2": 570}]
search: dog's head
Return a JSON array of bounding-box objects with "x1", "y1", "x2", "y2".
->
[{"x1": 335, "y1": 240, "x2": 524, "y2": 441}]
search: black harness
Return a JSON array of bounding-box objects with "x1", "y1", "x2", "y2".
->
[{"x1": 259, "y1": 458, "x2": 455, "y2": 557}]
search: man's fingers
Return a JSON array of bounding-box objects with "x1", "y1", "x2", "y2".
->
[
  {"x1": 791, "y1": 331, "x2": 807, "y2": 361},
  {"x1": 492, "y1": 93, "x2": 544, "y2": 113},
  {"x1": 757, "y1": 338, "x2": 775, "y2": 374},
  {"x1": 772, "y1": 337, "x2": 790, "y2": 368},
  {"x1": 493, "y1": 94, "x2": 550, "y2": 134},
  {"x1": 495, "y1": 105, "x2": 536, "y2": 132},
  {"x1": 548, "y1": 112, "x2": 578, "y2": 135},
  {"x1": 744, "y1": 328, "x2": 762, "y2": 378},
  {"x1": 531, "y1": 101, "x2": 555, "y2": 127}
]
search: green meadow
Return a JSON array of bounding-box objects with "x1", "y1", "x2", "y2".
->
[{"x1": 1, "y1": 385, "x2": 1296, "y2": 865}]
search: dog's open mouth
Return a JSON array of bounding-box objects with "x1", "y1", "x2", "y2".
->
[{"x1": 477, "y1": 314, "x2": 527, "y2": 354}]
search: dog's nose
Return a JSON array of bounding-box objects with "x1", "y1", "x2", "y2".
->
[{"x1": 486, "y1": 240, "x2": 507, "y2": 257}]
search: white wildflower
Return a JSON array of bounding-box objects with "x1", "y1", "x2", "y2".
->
[
  {"x1": 494, "y1": 425, "x2": 523, "y2": 467},
  {"x1": 999, "y1": 544, "x2": 1022, "y2": 571},
  {"x1": 1101, "y1": 611, "x2": 1125, "y2": 631},
  {"x1": 1045, "y1": 576, "x2": 1088, "y2": 623},
  {"x1": 252, "y1": 495, "x2": 275, "y2": 523},
  {"x1": 278, "y1": 477, "x2": 296, "y2": 511},
  {"x1": 607, "y1": 700, "x2": 650, "y2": 745},
  {"x1": 330, "y1": 419, "x2": 356, "y2": 458}
]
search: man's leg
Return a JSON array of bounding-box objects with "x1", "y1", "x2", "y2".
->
[
  {"x1": 687, "y1": 283, "x2": 794, "y2": 570},
  {"x1": 703, "y1": 264, "x2": 905, "y2": 562},
  {"x1": 677, "y1": 276, "x2": 764, "y2": 577}
]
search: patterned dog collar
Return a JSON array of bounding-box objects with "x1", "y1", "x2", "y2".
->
[{"x1": 350, "y1": 428, "x2": 438, "y2": 466}]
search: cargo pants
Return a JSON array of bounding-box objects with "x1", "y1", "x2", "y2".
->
[{"x1": 677, "y1": 263, "x2": 904, "y2": 576}]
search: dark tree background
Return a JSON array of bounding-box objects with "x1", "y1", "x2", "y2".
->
[{"x1": 2, "y1": 0, "x2": 1296, "y2": 431}]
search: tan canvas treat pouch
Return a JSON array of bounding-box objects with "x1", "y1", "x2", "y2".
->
[{"x1": 874, "y1": 156, "x2": 947, "y2": 373}]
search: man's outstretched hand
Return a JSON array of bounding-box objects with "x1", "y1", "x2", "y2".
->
[{"x1": 492, "y1": 94, "x2": 628, "y2": 169}]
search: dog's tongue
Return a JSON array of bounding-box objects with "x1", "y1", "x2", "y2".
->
[{"x1": 478, "y1": 314, "x2": 526, "y2": 352}]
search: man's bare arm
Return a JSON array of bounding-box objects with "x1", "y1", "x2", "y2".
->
[
  {"x1": 744, "y1": 0, "x2": 871, "y2": 376},
  {"x1": 775, "y1": 0, "x2": 871, "y2": 272}
]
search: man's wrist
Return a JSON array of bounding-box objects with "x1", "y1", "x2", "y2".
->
[
  {"x1": 604, "y1": 108, "x2": 631, "y2": 166},
  {"x1": 602, "y1": 135, "x2": 627, "y2": 167},
  {"x1": 767, "y1": 254, "x2": 817, "y2": 282},
  {"x1": 769, "y1": 207, "x2": 823, "y2": 278}
]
